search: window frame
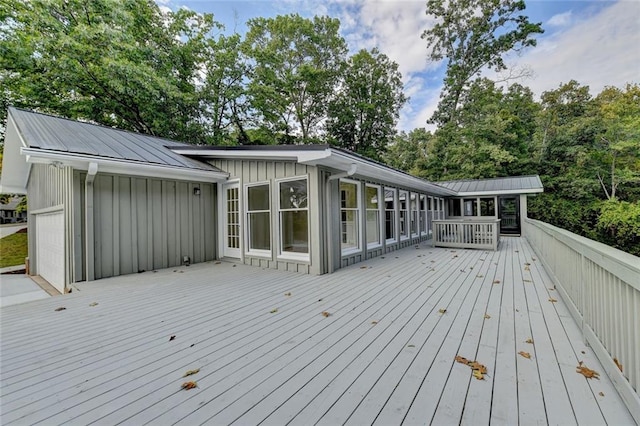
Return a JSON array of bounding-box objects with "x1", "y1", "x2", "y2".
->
[
  {"x1": 340, "y1": 178, "x2": 362, "y2": 256},
  {"x1": 276, "y1": 176, "x2": 310, "y2": 262},
  {"x1": 244, "y1": 181, "x2": 272, "y2": 257},
  {"x1": 384, "y1": 187, "x2": 397, "y2": 243},
  {"x1": 419, "y1": 194, "x2": 428, "y2": 236},
  {"x1": 410, "y1": 193, "x2": 419, "y2": 237},
  {"x1": 399, "y1": 189, "x2": 410, "y2": 241},
  {"x1": 365, "y1": 183, "x2": 383, "y2": 249}
]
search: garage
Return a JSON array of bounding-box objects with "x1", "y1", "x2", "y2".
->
[{"x1": 35, "y1": 210, "x2": 65, "y2": 293}]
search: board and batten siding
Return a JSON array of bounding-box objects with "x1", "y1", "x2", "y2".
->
[
  {"x1": 81, "y1": 173, "x2": 216, "y2": 280},
  {"x1": 211, "y1": 159, "x2": 322, "y2": 275},
  {"x1": 27, "y1": 164, "x2": 76, "y2": 289}
]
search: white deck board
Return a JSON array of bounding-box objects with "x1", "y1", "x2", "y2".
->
[{"x1": 0, "y1": 239, "x2": 635, "y2": 426}]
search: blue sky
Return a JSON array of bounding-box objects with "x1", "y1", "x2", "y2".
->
[{"x1": 159, "y1": 0, "x2": 639, "y2": 131}]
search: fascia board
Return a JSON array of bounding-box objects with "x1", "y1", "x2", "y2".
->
[
  {"x1": 0, "y1": 113, "x2": 31, "y2": 193},
  {"x1": 21, "y1": 148, "x2": 229, "y2": 183},
  {"x1": 169, "y1": 149, "x2": 306, "y2": 162}
]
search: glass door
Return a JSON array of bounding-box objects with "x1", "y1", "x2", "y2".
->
[
  {"x1": 223, "y1": 183, "x2": 241, "y2": 258},
  {"x1": 498, "y1": 196, "x2": 520, "y2": 235}
]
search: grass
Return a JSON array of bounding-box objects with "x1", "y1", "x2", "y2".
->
[{"x1": 0, "y1": 231, "x2": 28, "y2": 268}]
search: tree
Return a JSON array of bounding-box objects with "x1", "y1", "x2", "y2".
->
[
  {"x1": 326, "y1": 48, "x2": 406, "y2": 161},
  {"x1": 243, "y1": 14, "x2": 347, "y2": 142},
  {"x1": 384, "y1": 128, "x2": 432, "y2": 173},
  {"x1": 0, "y1": 0, "x2": 218, "y2": 143},
  {"x1": 422, "y1": 0, "x2": 543, "y2": 126}
]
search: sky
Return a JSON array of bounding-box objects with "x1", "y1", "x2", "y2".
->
[{"x1": 158, "y1": 0, "x2": 640, "y2": 131}]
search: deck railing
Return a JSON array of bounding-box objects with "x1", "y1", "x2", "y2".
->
[
  {"x1": 432, "y1": 219, "x2": 500, "y2": 251},
  {"x1": 524, "y1": 218, "x2": 640, "y2": 422}
]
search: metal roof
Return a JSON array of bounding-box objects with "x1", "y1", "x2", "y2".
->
[
  {"x1": 437, "y1": 175, "x2": 543, "y2": 195},
  {"x1": 8, "y1": 107, "x2": 220, "y2": 172}
]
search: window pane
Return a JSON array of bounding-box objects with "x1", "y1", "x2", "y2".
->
[
  {"x1": 280, "y1": 179, "x2": 307, "y2": 209},
  {"x1": 464, "y1": 198, "x2": 477, "y2": 216},
  {"x1": 281, "y1": 211, "x2": 308, "y2": 253},
  {"x1": 385, "y1": 211, "x2": 395, "y2": 240},
  {"x1": 448, "y1": 199, "x2": 461, "y2": 216},
  {"x1": 249, "y1": 212, "x2": 270, "y2": 251},
  {"x1": 341, "y1": 210, "x2": 359, "y2": 250},
  {"x1": 248, "y1": 184, "x2": 269, "y2": 211},
  {"x1": 366, "y1": 186, "x2": 379, "y2": 209},
  {"x1": 366, "y1": 210, "x2": 380, "y2": 244},
  {"x1": 340, "y1": 181, "x2": 358, "y2": 209},
  {"x1": 480, "y1": 198, "x2": 495, "y2": 216}
]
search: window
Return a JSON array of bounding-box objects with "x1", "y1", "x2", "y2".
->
[
  {"x1": 384, "y1": 188, "x2": 396, "y2": 242},
  {"x1": 419, "y1": 194, "x2": 427, "y2": 235},
  {"x1": 464, "y1": 198, "x2": 478, "y2": 217},
  {"x1": 278, "y1": 178, "x2": 309, "y2": 258},
  {"x1": 480, "y1": 197, "x2": 496, "y2": 216},
  {"x1": 410, "y1": 193, "x2": 419, "y2": 236},
  {"x1": 246, "y1": 183, "x2": 270, "y2": 254},
  {"x1": 340, "y1": 180, "x2": 360, "y2": 253},
  {"x1": 399, "y1": 190, "x2": 409, "y2": 239},
  {"x1": 447, "y1": 199, "x2": 462, "y2": 216},
  {"x1": 366, "y1": 185, "x2": 381, "y2": 247}
]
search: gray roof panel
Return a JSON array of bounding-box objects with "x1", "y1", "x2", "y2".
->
[
  {"x1": 9, "y1": 107, "x2": 220, "y2": 172},
  {"x1": 437, "y1": 175, "x2": 543, "y2": 194}
]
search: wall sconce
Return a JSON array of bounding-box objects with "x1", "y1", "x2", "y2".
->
[{"x1": 193, "y1": 187, "x2": 201, "y2": 196}]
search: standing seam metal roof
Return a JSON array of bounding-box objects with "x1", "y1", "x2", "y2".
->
[
  {"x1": 8, "y1": 107, "x2": 221, "y2": 172},
  {"x1": 437, "y1": 175, "x2": 543, "y2": 193}
]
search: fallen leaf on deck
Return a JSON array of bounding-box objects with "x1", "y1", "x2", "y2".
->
[
  {"x1": 472, "y1": 369, "x2": 485, "y2": 380},
  {"x1": 183, "y1": 369, "x2": 200, "y2": 377},
  {"x1": 484, "y1": 314, "x2": 491, "y2": 319},
  {"x1": 515, "y1": 250, "x2": 519, "y2": 253},
  {"x1": 493, "y1": 279, "x2": 500, "y2": 284},
  {"x1": 576, "y1": 363, "x2": 600, "y2": 379},
  {"x1": 452, "y1": 255, "x2": 458, "y2": 258},
  {"x1": 524, "y1": 262, "x2": 531, "y2": 266},
  {"x1": 270, "y1": 308, "x2": 278, "y2": 313},
  {"x1": 321, "y1": 311, "x2": 331, "y2": 317},
  {"x1": 476, "y1": 274, "x2": 484, "y2": 278},
  {"x1": 523, "y1": 279, "x2": 532, "y2": 283},
  {"x1": 518, "y1": 351, "x2": 531, "y2": 359},
  {"x1": 169, "y1": 335, "x2": 176, "y2": 341},
  {"x1": 89, "y1": 302, "x2": 98, "y2": 307},
  {"x1": 360, "y1": 266, "x2": 367, "y2": 269},
  {"x1": 371, "y1": 320, "x2": 378, "y2": 325},
  {"x1": 214, "y1": 261, "x2": 221, "y2": 264},
  {"x1": 181, "y1": 381, "x2": 197, "y2": 390},
  {"x1": 614, "y1": 358, "x2": 623, "y2": 372},
  {"x1": 581, "y1": 350, "x2": 585, "y2": 354},
  {"x1": 460, "y1": 269, "x2": 466, "y2": 273},
  {"x1": 381, "y1": 256, "x2": 385, "y2": 259},
  {"x1": 455, "y1": 355, "x2": 470, "y2": 364},
  {"x1": 524, "y1": 266, "x2": 530, "y2": 271},
  {"x1": 548, "y1": 288, "x2": 555, "y2": 291},
  {"x1": 284, "y1": 292, "x2": 292, "y2": 296},
  {"x1": 599, "y1": 392, "x2": 605, "y2": 397},
  {"x1": 438, "y1": 308, "x2": 447, "y2": 314},
  {"x1": 549, "y1": 298, "x2": 558, "y2": 303},
  {"x1": 469, "y1": 266, "x2": 474, "y2": 270},
  {"x1": 532, "y1": 258, "x2": 536, "y2": 261},
  {"x1": 54, "y1": 307, "x2": 66, "y2": 311},
  {"x1": 232, "y1": 265, "x2": 236, "y2": 267},
  {"x1": 480, "y1": 259, "x2": 485, "y2": 261},
  {"x1": 468, "y1": 361, "x2": 487, "y2": 374},
  {"x1": 525, "y1": 338, "x2": 534, "y2": 344},
  {"x1": 407, "y1": 344, "x2": 416, "y2": 348},
  {"x1": 318, "y1": 298, "x2": 323, "y2": 302}
]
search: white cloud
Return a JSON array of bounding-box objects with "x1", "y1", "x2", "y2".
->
[
  {"x1": 511, "y1": 1, "x2": 639, "y2": 99},
  {"x1": 547, "y1": 11, "x2": 573, "y2": 28}
]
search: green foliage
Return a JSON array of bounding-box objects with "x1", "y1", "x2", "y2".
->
[
  {"x1": 243, "y1": 14, "x2": 347, "y2": 142},
  {"x1": 596, "y1": 200, "x2": 640, "y2": 256},
  {"x1": 1, "y1": 0, "x2": 219, "y2": 143},
  {"x1": 385, "y1": 128, "x2": 432, "y2": 173},
  {"x1": 422, "y1": 0, "x2": 543, "y2": 126},
  {"x1": 0, "y1": 231, "x2": 28, "y2": 268},
  {"x1": 326, "y1": 48, "x2": 407, "y2": 161}
]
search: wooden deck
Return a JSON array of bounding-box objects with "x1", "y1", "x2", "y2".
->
[{"x1": 0, "y1": 238, "x2": 635, "y2": 425}]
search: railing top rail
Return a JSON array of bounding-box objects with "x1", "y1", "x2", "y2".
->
[
  {"x1": 525, "y1": 218, "x2": 640, "y2": 289},
  {"x1": 433, "y1": 219, "x2": 501, "y2": 223}
]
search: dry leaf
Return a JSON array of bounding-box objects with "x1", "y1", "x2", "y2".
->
[
  {"x1": 599, "y1": 392, "x2": 605, "y2": 397},
  {"x1": 169, "y1": 335, "x2": 176, "y2": 341},
  {"x1": 214, "y1": 261, "x2": 221, "y2": 264},
  {"x1": 407, "y1": 344, "x2": 416, "y2": 348},
  {"x1": 455, "y1": 355, "x2": 470, "y2": 364},
  {"x1": 284, "y1": 292, "x2": 292, "y2": 296},
  {"x1": 518, "y1": 351, "x2": 531, "y2": 359},
  {"x1": 525, "y1": 338, "x2": 534, "y2": 344},
  {"x1": 549, "y1": 298, "x2": 558, "y2": 303},
  {"x1": 476, "y1": 274, "x2": 484, "y2": 278},
  {"x1": 484, "y1": 314, "x2": 491, "y2": 319},
  {"x1": 524, "y1": 262, "x2": 531, "y2": 266},
  {"x1": 183, "y1": 369, "x2": 200, "y2": 377},
  {"x1": 89, "y1": 302, "x2": 99, "y2": 307},
  {"x1": 468, "y1": 362, "x2": 487, "y2": 374},
  {"x1": 371, "y1": 321, "x2": 378, "y2": 325},
  {"x1": 181, "y1": 381, "x2": 197, "y2": 390},
  {"x1": 360, "y1": 266, "x2": 367, "y2": 269},
  {"x1": 472, "y1": 369, "x2": 485, "y2": 380},
  {"x1": 515, "y1": 250, "x2": 519, "y2": 253},
  {"x1": 54, "y1": 307, "x2": 66, "y2": 311},
  {"x1": 548, "y1": 288, "x2": 555, "y2": 291},
  {"x1": 438, "y1": 308, "x2": 447, "y2": 314},
  {"x1": 523, "y1": 279, "x2": 532, "y2": 282},
  {"x1": 524, "y1": 266, "x2": 530, "y2": 271},
  {"x1": 614, "y1": 358, "x2": 623, "y2": 372},
  {"x1": 452, "y1": 255, "x2": 458, "y2": 258},
  {"x1": 576, "y1": 364, "x2": 600, "y2": 379},
  {"x1": 321, "y1": 311, "x2": 331, "y2": 317},
  {"x1": 493, "y1": 280, "x2": 501, "y2": 284},
  {"x1": 270, "y1": 308, "x2": 278, "y2": 314}
]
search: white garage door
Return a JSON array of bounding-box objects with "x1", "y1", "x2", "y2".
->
[{"x1": 36, "y1": 211, "x2": 65, "y2": 293}]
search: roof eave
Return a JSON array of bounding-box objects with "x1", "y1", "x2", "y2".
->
[{"x1": 454, "y1": 188, "x2": 544, "y2": 197}]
